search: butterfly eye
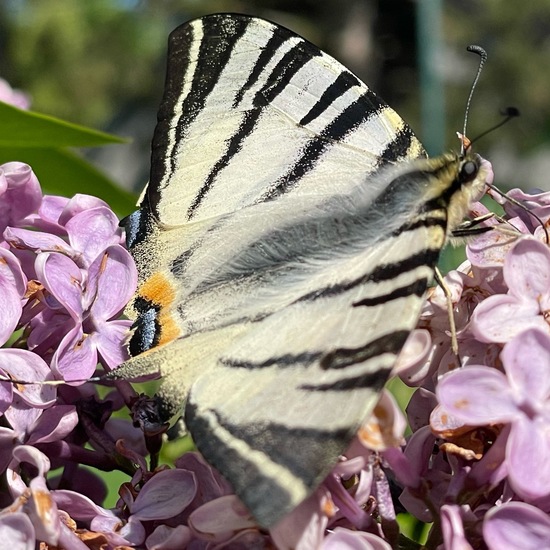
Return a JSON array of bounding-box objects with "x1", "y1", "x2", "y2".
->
[{"x1": 460, "y1": 160, "x2": 479, "y2": 182}]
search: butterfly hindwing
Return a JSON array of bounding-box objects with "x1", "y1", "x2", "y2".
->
[{"x1": 118, "y1": 14, "x2": 490, "y2": 527}]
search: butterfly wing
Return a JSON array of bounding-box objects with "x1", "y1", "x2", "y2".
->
[
  {"x1": 124, "y1": 185, "x2": 443, "y2": 526},
  {"x1": 119, "y1": 14, "x2": 487, "y2": 527},
  {"x1": 142, "y1": 14, "x2": 425, "y2": 228}
]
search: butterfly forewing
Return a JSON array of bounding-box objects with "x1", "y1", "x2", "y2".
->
[
  {"x1": 119, "y1": 13, "x2": 489, "y2": 528},
  {"x1": 146, "y1": 15, "x2": 425, "y2": 226}
]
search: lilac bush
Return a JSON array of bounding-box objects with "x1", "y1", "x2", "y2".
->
[{"x1": 1, "y1": 157, "x2": 550, "y2": 549}]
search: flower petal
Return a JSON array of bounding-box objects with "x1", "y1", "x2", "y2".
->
[
  {"x1": 437, "y1": 366, "x2": 519, "y2": 424},
  {"x1": 92, "y1": 320, "x2": 131, "y2": 370},
  {"x1": 357, "y1": 390, "x2": 406, "y2": 451},
  {"x1": 0, "y1": 267, "x2": 23, "y2": 345},
  {"x1": 0, "y1": 513, "x2": 35, "y2": 550},
  {"x1": 270, "y1": 486, "x2": 330, "y2": 550},
  {"x1": 52, "y1": 489, "x2": 118, "y2": 522},
  {"x1": 58, "y1": 194, "x2": 110, "y2": 226},
  {"x1": 35, "y1": 252, "x2": 83, "y2": 321},
  {"x1": 483, "y1": 502, "x2": 550, "y2": 550},
  {"x1": 467, "y1": 217, "x2": 525, "y2": 268},
  {"x1": 501, "y1": 328, "x2": 550, "y2": 401},
  {"x1": 0, "y1": 162, "x2": 42, "y2": 234},
  {"x1": 27, "y1": 309, "x2": 73, "y2": 354},
  {"x1": 505, "y1": 237, "x2": 550, "y2": 300},
  {"x1": 394, "y1": 329, "x2": 434, "y2": 386},
  {"x1": 471, "y1": 294, "x2": 546, "y2": 343},
  {"x1": 188, "y1": 494, "x2": 256, "y2": 542},
  {"x1": 88, "y1": 245, "x2": 137, "y2": 320},
  {"x1": 4, "y1": 399, "x2": 42, "y2": 438},
  {"x1": 440, "y1": 504, "x2": 474, "y2": 550},
  {"x1": 0, "y1": 349, "x2": 56, "y2": 407},
  {"x1": 52, "y1": 326, "x2": 97, "y2": 381},
  {"x1": 27, "y1": 405, "x2": 78, "y2": 445},
  {"x1": 321, "y1": 527, "x2": 392, "y2": 550},
  {"x1": 146, "y1": 525, "x2": 192, "y2": 550},
  {"x1": 130, "y1": 469, "x2": 196, "y2": 521},
  {"x1": 4, "y1": 227, "x2": 72, "y2": 257},
  {"x1": 0, "y1": 247, "x2": 27, "y2": 297},
  {"x1": 174, "y1": 452, "x2": 233, "y2": 507},
  {"x1": 0, "y1": 79, "x2": 31, "y2": 109},
  {"x1": 66, "y1": 207, "x2": 122, "y2": 265},
  {"x1": 507, "y1": 416, "x2": 550, "y2": 500},
  {"x1": 25, "y1": 195, "x2": 69, "y2": 234}
]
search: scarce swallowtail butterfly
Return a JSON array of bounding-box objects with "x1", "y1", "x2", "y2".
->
[{"x1": 116, "y1": 13, "x2": 490, "y2": 528}]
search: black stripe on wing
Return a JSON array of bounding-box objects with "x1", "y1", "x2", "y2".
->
[
  {"x1": 148, "y1": 16, "x2": 249, "y2": 212},
  {"x1": 220, "y1": 351, "x2": 322, "y2": 369},
  {"x1": 319, "y1": 330, "x2": 410, "y2": 370},
  {"x1": 218, "y1": 332, "x2": 402, "y2": 375},
  {"x1": 185, "y1": 403, "x2": 352, "y2": 526},
  {"x1": 261, "y1": 89, "x2": 386, "y2": 202},
  {"x1": 294, "y1": 253, "x2": 437, "y2": 304},
  {"x1": 352, "y1": 278, "x2": 428, "y2": 307},
  {"x1": 300, "y1": 365, "x2": 393, "y2": 391},
  {"x1": 377, "y1": 124, "x2": 419, "y2": 166},
  {"x1": 186, "y1": 38, "x2": 322, "y2": 220},
  {"x1": 232, "y1": 29, "x2": 290, "y2": 108},
  {"x1": 299, "y1": 71, "x2": 361, "y2": 125}
]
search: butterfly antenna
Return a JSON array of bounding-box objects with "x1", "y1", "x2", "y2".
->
[
  {"x1": 469, "y1": 106, "x2": 520, "y2": 147},
  {"x1": 461, "y1": 45, "x2": 488, "y2": 154},
  {"x1": 464, "y1": 102, "x2": 544, "y2": 242}
]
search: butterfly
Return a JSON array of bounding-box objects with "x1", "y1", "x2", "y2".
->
[{"x1": 115, "y1": 13, "x2": 490, "y2": 527}]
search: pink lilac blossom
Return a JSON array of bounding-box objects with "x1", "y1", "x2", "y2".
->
[
  {"x1": 0, "y1": 159, "x2": 550, "y2": 549},
  {"x1": 483, "y1": 502, "x2": 550, "y2": 550},
  {"x1": 437, "y1": 328, "x2": 550, "y2": 504},
  {"x1": 393, "y1": 190, "x2": 550, "y2": 547},
  {"x1": 470, "y1": 237, "x2": 550, "y2": 342}
]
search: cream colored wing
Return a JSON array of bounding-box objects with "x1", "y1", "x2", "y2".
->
[{"x1": 117, "y1": 13, "x2": 489, "y2": 528}]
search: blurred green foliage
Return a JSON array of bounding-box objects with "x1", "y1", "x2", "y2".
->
[
  {"x1": 2, "y1": 0, "x2": 169, "y2": 126},
  {"x1": 2, "y1": 2, "x2": 548, "y2": 142},
  {"x1": 445, "y1": 0, "x2": 550, "y2": 152}
]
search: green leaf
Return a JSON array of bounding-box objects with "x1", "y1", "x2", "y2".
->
[
  {"x1": 0, "y1": 101, "x2": 126, "y2": 147},
  {"x1": 0, "y1": 101, "x2": 136, "y2": 215},
  {"x1": 0, "y1": 147, "x2": 136, "y2": 215}
]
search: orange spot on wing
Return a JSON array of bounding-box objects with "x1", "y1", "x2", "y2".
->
[
  {"x1": 138, "y1": 272, "x2": 177, "y2": 308},
  {"x1": 157, "y1": 313, "x2": 181, "y2": 346},
  {"x1": 138, "y1": 272, "x2": 182, "y2": 346}
]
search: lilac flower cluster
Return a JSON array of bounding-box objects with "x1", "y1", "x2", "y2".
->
[
  {"x1": 0, "y1": 162, "x2": 140, "y2": 548},
  {"x1": 395, "y1": 184, "x2": 550, "y2": 548},
  {"x1": 1, "y1": 158, "x2": 550, "y2": 550}
]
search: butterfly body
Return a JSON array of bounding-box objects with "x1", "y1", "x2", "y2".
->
[{"x1": 117, "y1": 14, "x2": 489, "y2": 527}]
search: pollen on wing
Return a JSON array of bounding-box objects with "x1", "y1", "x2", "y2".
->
[{"x1": 138, "y1": 272, "x2": 181, "y2": 346}]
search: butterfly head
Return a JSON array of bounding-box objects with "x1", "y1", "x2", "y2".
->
[{"x1": 419, "y1": 150, "x2": 492, "y2": 237}]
